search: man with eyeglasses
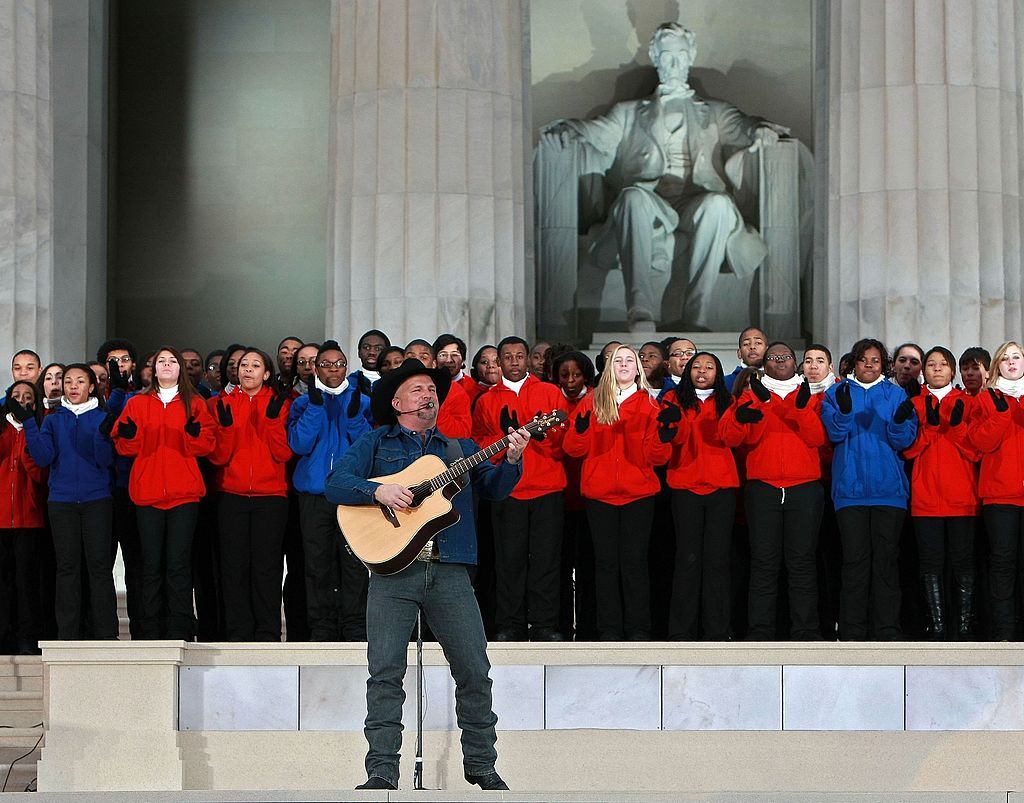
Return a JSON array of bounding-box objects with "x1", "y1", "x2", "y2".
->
[
  {"x1": 95, "y1": 338, "x2": 144, "y2": 638},
  {"x1": 658, "y1": 338, "x2": 698, "y2": 400},
  {"x1": 286, "y1": 340, "x2": 373, "y2": 641},
  {"x1": 725, "y1": 326, "x2": 768, "y2": 391}
]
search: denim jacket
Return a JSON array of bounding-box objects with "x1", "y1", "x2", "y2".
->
[{"x1": 324, "y1": 424, "x2": 522, "y2": 564}]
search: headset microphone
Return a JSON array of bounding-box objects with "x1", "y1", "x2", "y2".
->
[{"x1": 395, "y1": 400, "x2": 436, "y2": 414}]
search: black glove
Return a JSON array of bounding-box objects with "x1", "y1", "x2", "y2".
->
[
  {"x1": 925, "y1": 395, "x2": 939, "y2": 427},
  {"x1": 531, "y1": 410, "x2": 547, "y2": 442},
  {"x1": 904, "y1": 380, "x2": 921, "y2": 398},
  {"x1": 265, "y1": 392, "x2": 287, "y2": 420},
  {"x1": 216, "y1": 398, "x2": 233, "y2": 427},
  {"x1": 836, "y1": 382, "x2": 852, "y2": 415},
  {"x1": 989, "y1": 388, "x2": 1009, "y2": 413},
  {"x1": 306, "y1": 375, "x2": 323, "y2": 406},
  {"x1": 117, "y1": 417, "x2": 137, "y2": 440},
  {"x1": 346, "y1": 386, "x2": 361, "y2": 418},
  {"x1": 184, "y1": 415, "x2": 201, "y2": 438},
  {"x1": 749, "y1": 375, "x2": 771, "y2": 403},
  {"x1": 107, "y1": 359, "x2": 129, "y2": 391},
  {"x1": 574, "y1": 410, "x2": 591, "y2": 434},
  {"x1": 5, "y1": 397, "x2": 32, "y2": 425},
  {"x1": 735, "y1": 401, "x2": 763, "y2": 424},
  {"x1": 499, "y1": 405, "x2": 520, "y2": 434},
  {"x1": 657, "y1": 404, "x2": 682, "y2": 443},
  {"x1": 795, "y1": 379, "x2": 811, "y2": 410},
  {"x1": 98, "y1": 412, "x2": 116, "y2": 438},
  {"x1": 894, "y1": 398, "x2": 915, "y2": 424},
  {"x1": 949, "y1": 398, "x2": 965, "y2": 427}
]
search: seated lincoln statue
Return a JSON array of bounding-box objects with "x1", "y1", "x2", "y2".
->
[{"x1": 540, "y1": 22, "x2": 792, "y2": 333}]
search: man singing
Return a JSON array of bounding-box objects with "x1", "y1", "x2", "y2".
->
[{"x1": 325, "y1": 358, "x2": 531, "y2": 791}]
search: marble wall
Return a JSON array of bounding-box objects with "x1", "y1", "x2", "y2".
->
[{"x1": 112, "y1": 0, "x2": 330, "y2": 357}]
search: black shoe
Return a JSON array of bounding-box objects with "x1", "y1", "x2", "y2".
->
[
  {"x1": 465, "y1": 771, "x2": 509, "y2": 791},
  {"x1": 529, "y1": 626, "x2": 564, "y2": 642},
  {"x1": 355, "y1": 776, "x2": 397, "y2": 790},
  {"x1": 492, "y1": 628, "x2": 526, "y2": 642}
]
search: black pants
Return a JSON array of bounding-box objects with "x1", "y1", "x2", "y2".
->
[
  {"x1": 111, "y1": 487, "x2": 143, "y2": 639},
  {"x1": 0, "y1": 528, "x2": 41, "y2": 647},
  {"x1": 491, "y1": 492, "x2": 563, "y2": 633},
  {"x1": 299, "y1": 493, "x2": 367, "y2": 641},
  {"x1": 837, "y1": 505, "x2": 905, "y2": 640},
  {"x1": 745, "y1": 480, "x2": 823, "y2": 640},
  {"x1": 48, "y1": 499, "x2": 118, "y2": 639},
  {"x1": 586, "y1": 496, "x2": 655, "y2": 639},
  {"x1": 282, "y1": 492, "x2": 309, "y2": 641},
  {"x1": 192, "y1": 487, "x2": 223, "y2": 640},
  {"x1": 983, "y1": 504, "x2": 1024, "y2": 639},
  {"x1": 914, "y1": 516, "x2": 975, "y2": 576},
  {"x1": 560, "y1": 508, "x2": 596, "y2": 640},
  {"x1": 668, "y1": 488, "x2": 735, "y2": 640},
  {"x1": 218, "y1": 493, "x2": 288, "y2": 641},
  {"x1": 136, "y1": 503, "x2": 199, "y2": 639}
]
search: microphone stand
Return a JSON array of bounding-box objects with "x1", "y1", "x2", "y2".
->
[{"x1": 414, "y1": 608, "x2": 424, "y2": 790}]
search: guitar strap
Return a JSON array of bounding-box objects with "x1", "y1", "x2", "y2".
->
[{"x1": 445, "y1": 437, "x2": 465, "y2": 478}]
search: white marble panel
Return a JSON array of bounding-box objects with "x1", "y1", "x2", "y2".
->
[
  {"x1": 663, "y1": 666, "x2": 781, "y2": 731},
  {"x1": 491, "y1": 665, "x2": 544, "y2": 731},
  {"x1": 783, "y1": 665, "x2": 904, "y2": 731},
  {"x1": 906, "y1": 666, "x2": 1024, "y2": 730},
  {"x1": 298, "y1": 665, "x2": 368, "y2": 731},
  {"x1": 545, "y1": 666, "x2": 660, "y2": 730},
  {"x1": 401, "y1": 666, "x2": 457, "y2": 731},
  {"x1": 179, "y1": 666, "x2": 298, "y2": 732}
]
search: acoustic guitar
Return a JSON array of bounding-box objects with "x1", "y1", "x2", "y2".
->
[{"x1": 337, "y1": 410, "x2": 566, "y2": 575}]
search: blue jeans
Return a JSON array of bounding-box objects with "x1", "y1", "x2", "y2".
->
[{"x1": 364, "y1": 561, "x2": 498, "y2": 786}]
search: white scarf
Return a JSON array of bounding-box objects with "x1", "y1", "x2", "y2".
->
[
  {"x1": 995, "y1": 375, "x2": 1024, "y2": 399},
  {"x1": 502, "y1": 376, "x2": 529, "y2": 395},
  {"x1": 316, "y1": 376, "x2": 349, "y2": 396},
  {"x1": 157, "y1": 385, "x2": 179, "y2": 405},
  {"x1": 44, "y1": 396, "x2": 61, "y2": 410},
  {"x1": 61, "y1": 397, "x2": 99, "y2": 416},
  {"x1": 5, "y1": 414, "x2": 22, "y2": 431},
  {"x1": 360, "y1": 367, "x2": 380, "y2": 384},
  {"x1": 616, "y1": 385, "x2": 638, "y2": 404},
  {"x1": 222, "y1": 382, "x2": 237, "y2": 396},
  {"x1": 670, "y1": 374, "x2": 683, "y2": 384},
  {"x1": 695, "y1": 388, "x2": 714, "y2": 402},
  {"x1": 808, "y1": 372, "x2": 837, "y2": 395},
  {"x1": 846, "y1": 375, "x2": 885, "y2": 390},
  {"x1": 761, "y1": 374, "x2": 803, "y2": 399},
  {"x1": 561, "y1": 386, "x2": 587, "y2": 401},
  {"x1": 927, "y1": 384, "x2": 953, "y2": 401}
]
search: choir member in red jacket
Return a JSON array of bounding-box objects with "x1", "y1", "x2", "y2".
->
[{"x1": 563, "y1": 345, "x2": 670, "y2": 641}]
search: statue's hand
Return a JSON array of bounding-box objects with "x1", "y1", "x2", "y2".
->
[
  {"x1": 749, "y1": 125, "x2": 780, "y2": 152},
  {"x1": 540, "y1": 122, "x2": 578, "y2": 151}
]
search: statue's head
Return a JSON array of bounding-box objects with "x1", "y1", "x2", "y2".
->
[{"x1": 648, "y1": 23, "x2": 696, "y2": 89}]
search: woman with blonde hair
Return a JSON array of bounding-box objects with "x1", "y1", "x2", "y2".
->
[
  {"x1": 563, "y1": 345, "x2": 670, "y2": 640},
  {"x1": 968, "y1": 340, "x2": 1024, "y2": 639}
]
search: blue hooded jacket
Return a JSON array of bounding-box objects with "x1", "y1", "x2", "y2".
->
[
  {"x1": 287, "y1": 384, "x2": 373, "y2": 495},
  {"x1": 820, "y1": 379, "x2": 917, "y2": 510},
  {"x1": 23, "y1": 406, "x2": 115, "y2": 503}
]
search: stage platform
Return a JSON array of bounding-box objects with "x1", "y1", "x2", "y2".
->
[{"x1": 34, "y1": 641, "x2": 1024, "y2": 796}]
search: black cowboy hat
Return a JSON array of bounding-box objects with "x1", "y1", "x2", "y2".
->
[{"x1": 371, "y1": 358, "x2": 451, "y2": 425}]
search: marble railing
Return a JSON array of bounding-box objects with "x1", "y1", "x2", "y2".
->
[{"x1": 36, "y1": 641, "x2": 1024, "y2": 793}]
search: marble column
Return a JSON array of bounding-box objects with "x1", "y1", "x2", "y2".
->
[
  {"x1": 0, "y1": 0, "x2": 53, "y2": 362},
  {"x1": 826, "y1": 0, "x2": 1024, "y2": 352},
  {"x1": 327, "y1": 0, "x2": 530, "y2": 351}
]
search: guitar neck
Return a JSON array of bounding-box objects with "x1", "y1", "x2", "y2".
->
[{"x1": 429, "y1": 436, "x2": 512, "y2": 491}]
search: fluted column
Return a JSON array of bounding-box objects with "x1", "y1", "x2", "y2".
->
[
  {"x1": 327, "y1": 0, "x2": 530, "y2": 350},
  {"x1": 0, "y1": 0, "x2": 53, "y2": 361},
  {"x1": 826, "y1": 0, "x2": 1024, "y2": 352}
]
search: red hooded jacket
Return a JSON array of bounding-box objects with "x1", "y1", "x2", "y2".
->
[
  {"x1": 0, "y1": 423, "x2": 47, "y2": 529},
  {"x1": 209, "y1": 385, "x2": 292, "y2": 497}
]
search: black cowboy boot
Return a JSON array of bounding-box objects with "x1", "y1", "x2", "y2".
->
[
  {"x1": 955, "y1": 574, "x2": 975, "y2": 641},
  {"x1": 921, "y1": 574, "x2": 945, "y2": 641}
]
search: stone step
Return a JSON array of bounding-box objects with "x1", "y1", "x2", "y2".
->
[
  {"x1": 0, "y1": 677, "x2": 41, "y2": 694},
  {"x1": 0, "y1": 694, "x2": 43, "y2": 713},
  {"x1": 0, "y1": 711, "x2": 43, "y2": 730},
  {"x1": 0, "y1": 658, "x2": 42, "y2": 679},
  {"x1": 0, "y1": 729, "x2": 43, "y2": 749},
  {"x1": 0, "y1": 752, "x2": 40, "y2": 793}
]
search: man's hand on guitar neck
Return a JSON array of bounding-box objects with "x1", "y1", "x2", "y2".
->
[
  {"x1": 374, "y1": 483, "x2": 414, "y2": 510},
  {"x1": 505, "y1": 426, "x2": 531, "y2": 465}
]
